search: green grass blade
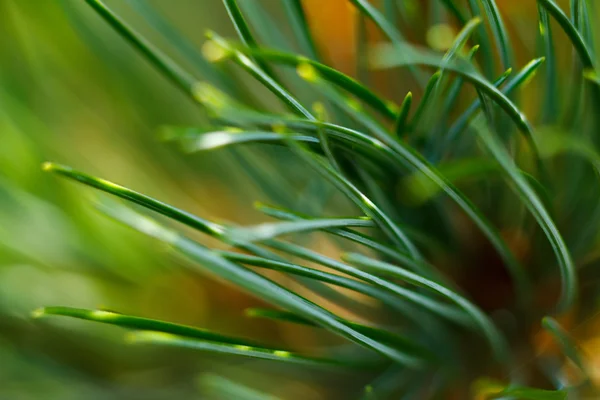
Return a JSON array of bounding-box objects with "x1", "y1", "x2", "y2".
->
[
  {"x1": 42, "y1": 162, "x2": 289, "y2": 268},
  {"x1": 443, "y1": 57, "x2": 544, "y2": 155},
  {"x1": 383, "y1": 0, "x2": 399, "y2": 28},
  {"x1": 349, "y1": 0, "x2": 427, "y2": 86},
  {"x1": 216, "y1": 116, "x2": 529, "y2": 304},
  {"x1": 205, "y1": 49, "x2": 423, "y2": 260},
  {"x1": 254, "y1": 202, "x2": 442, "y2": 275},
  {"x1": 583, "y1": 69, "x2": 600, "y2": 86},
  {"x1": 43, "y1": 162, "x2": 225, "y2": 237},
  {"x1": 342, "y1": 253, "x2": 509, "y2": 363},
  {"x1": 537, "y1": 4, "x2": 559, "y2": 123},
  {"x1": 85, "y1": 0, "x2": 306, "y2": 220},
  {"x1": 431, "y1": 0, "x2": 444, "y2": 25},
  {"x1": 473, "y1": 378, "x2": 567, "y2": 400},
  {"x1": 538, "y1": 0, "x2": 594, "y2": 69},
  {"x1": 187, "y1": 113, "x2": 528, "y2": 303},
  {"x1": 353, "y1": 164, "x2": 400, "y2": 224},
  {"x1": 258, "y1": 205, "x2": 441, "y2": 279},
  {"x1": 425, "y1": 45, "x2": 480, "y2": 156},
  {"x1": 360, "y1": 143, "x2": 529, "y2": 306},
  {"x1": 176, "y1": 129, "x2": 318, "y2": 151},
  {"x1": 360, "y1": 367, "x2": 418, "y2": 400},
  {"x1": 409, "y1": 71, "x2": 442, "y2": 135},
  {"x1": 394, "y1": 92, "x2": 413, "y2": 137},
  {"x1": 571, "y1": 0, "x2": 581, "y2": 25},
  {"x1": 220, "y1": 111, "x2": 528, "y2": 302},
  {"x1": 286, "y1": 142, "x2": 423, "y2": 261},
  {"x1": 40, "y1": 303, "x2": 375, "y2": 371},
  {"x1": 296, "y1": 67, "x2": 397, "y2": 145},
  {"x1": 356, "y1": 11, "x2": 371, "y2": 85},
  {"x1": 400, "y1": 158, "x2": 551, "y2": 210},
  {"x1": 123, "y1": 0, "x2": 236, "y2": 95},
  {"x1": 312, "y1": 102, "x2": 341, "y2": 172},
  {"x1": 476, "y1": 86, "x2": 496, "y2": 128},
  {"x1": 371, "y1": 42, "x2": 537, "y2": 153},
  {"x1": 33, "y1": 306, "x2": 265, "y2": 347},
  {"x1": 536, "y1": 127, "x2": 600, "y2": 249},
  {"x1": 235, "y1": 1, "x2": 295, "y2": 52},
  {"x1": 415, "y1": 17, "x2": 481, "y2": 142},
  {"x1": 225, "y1": 217, "x2": 374, "y2": 243},
  {"x1": 281, "y1": 0, "x2": 320, "y2": 60},
  {"x1": 218, "y1": 250, "x2": 424, "y2": 314},
  {"x1": 227, "y1": 149, "x2": 303, "y2": 211},
  {"x1": 537, "y1": 128, "x2": 600, "y2": 175},
  {"x1": 475, "y1": 123, "x2": 577, "y2": 311},
  {"x1": 438, "y1": 0, "x2": 468, "y2": 25},
  {"x1": 217, "y1": 249, "x2": 387, "y2": 319},
  {"x1": 444, "y1": 44, "x2": 480, "y2": 104},
  {"x1": 82, "y1": 0, "x2": 196, "y2": 94},
  {"x1": 489, "y1": 388, "x2": 566, "y2": 400},
  {"x1": 221, "y1": 0, "x2": 277, "y2": 79},
  {"x1": 96, "y1": 201, "x2": 425, "y2": 367},
  {"x1": 444, "y1": 17, "x2": 482, "y2": 61},
  {"x1": 125, "y1": 0, "x2": 300, "y2": 217},
  {"x1": 245, "y1": 308, "x2": 435, "y2": 361},
  {"x1": 168, "y1": 122, "x2": 388, "y2": 162},
  {"x1": 222, "y1": 0, "x2": 258, "y2": 49},
  {"x1": 297, "y1": 57, "x2": 515, "y2": 277},
  {"x1": 246, "y1": 48, "x2": 398, "y2": 119},
  {"x1": 561, "y1": 2, "x2": 586, "y2": 128},
  {"x1": 260, "y1": 241, "x2": 471, "y2": 328},
  {"x1": 207, "y1": 32, "x2": 312, "y2": 119},
  {"x1": 42, "y1": 158, "x2": 349, "y2": 315},
  {"x1": 479, "y1": 0, "x2": 514, "y2": 71},
  {"x1": 466, "y1": 0, "x2": 496, "y2": 78},
  {"x1": 539, "y1": 0, "x2": 600, "y2": 133},
  {"x1": 219, "y1": 250, "x2": 464, "y2": 330},
  {"x1": 128, "y1": 330, "x2": 372, "y2": 368},
  {"x1": 578, "y1": 0, "x2": 594, "y2": 56},
  {"x1": 541, "y1": 316, "x2": 588, "y2": 374},
  {"x1": 199, "y1": 374, "x2": 279, "y2": 400},
  {"x1": 230, "y1": 0, "x2": 322, "y2": 106},
  {"x1": 248, "y1": 307, "x2": 326, "y2": 325}
]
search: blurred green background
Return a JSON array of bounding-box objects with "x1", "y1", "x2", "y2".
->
[{"x1": 0, "y1": 1, "x2": 323, "y2": 398}]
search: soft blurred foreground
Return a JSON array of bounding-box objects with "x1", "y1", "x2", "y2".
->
[
  {"x1": 2, "y1": 1, "x2": 377, "y2": 398},
  {"x1": 0, "y1": 1, "x2": 303, "y2": 398}
]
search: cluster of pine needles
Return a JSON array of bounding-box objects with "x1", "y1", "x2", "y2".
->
[{"x1": 32, "y1": 0, "x2": 600, "y2": 398}]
